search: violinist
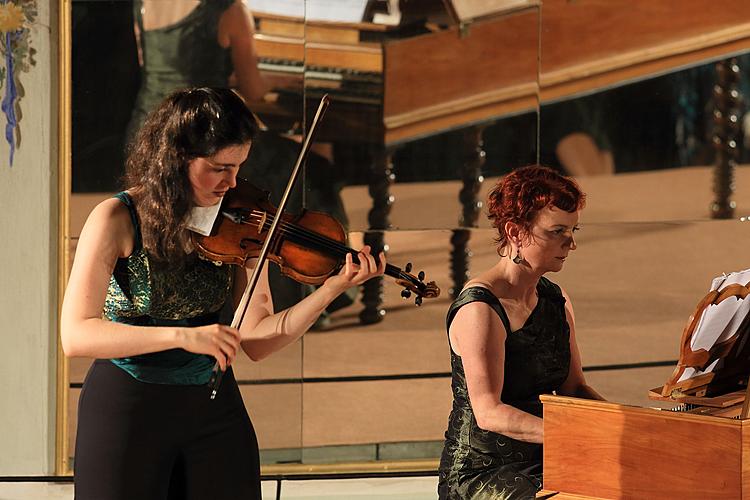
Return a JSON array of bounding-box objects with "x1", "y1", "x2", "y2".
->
[
  {"x1": 60, "y1": 87, "x2": 385, "y2": 500},
  {"x1": 437, "y1": 166, "x2": 604, "y2": 500}
]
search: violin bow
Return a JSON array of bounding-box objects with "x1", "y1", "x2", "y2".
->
[{"x1": 208, "y1": 94, "x2": 331, "y2": 399}]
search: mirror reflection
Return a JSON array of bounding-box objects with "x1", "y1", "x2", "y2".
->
[
  {"x1": 67, "y1": 212, "x2": 750, "y2": 470},
  {"x1": 66, "y1": 0, "x2": 750, "y2": 477},
  {"x1": 538, "y1": 1, "x2": 750, "y2": 184}
]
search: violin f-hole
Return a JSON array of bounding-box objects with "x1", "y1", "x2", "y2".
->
[{"x1": 239, "y1": 237, "x2": 262, "y2": 249}]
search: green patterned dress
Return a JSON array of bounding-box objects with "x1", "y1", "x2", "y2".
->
[
  {"x1": 438, "y1": 278, "x2": 571, "y2": 499},
  {"x1": 104, "y1": 192, "x2": 233, "y2": 384},
  {"x1": 126, "y1": 0, "x2": 234, "y2": 139}
]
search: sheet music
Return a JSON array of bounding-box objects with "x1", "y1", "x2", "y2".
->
[
  {"x1": 372, "y1": 0, "x2": 401, "y2": 25},
  {"x1": 450, "y1": 0, "x2": 534, "y2": 22},
  {"x1": 305, "y1": 0, "x2": 369, "y2": 22},
  {"x1": 245, "y1": 0, "x2": 304, "y2": 18},
  {"x1": 678, "y1": 268, "x2": 750, "y2": 382}
]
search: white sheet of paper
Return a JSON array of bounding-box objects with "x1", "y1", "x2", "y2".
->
[
  {"x1": 305, "y1": 0, "x2": 368, "y2": 22},
  {"x1": 690, "y1": 298, "x2": 750, "y2": 351},
  {"x1": 678, "y1": 268, "x2": 750, "y2": 382},
  {"x1": 245, "y1": 0, "x2": 304, "y2": 18}
]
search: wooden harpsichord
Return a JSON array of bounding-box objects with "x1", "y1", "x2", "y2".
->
[{"x1": 540, "y1": 275, "x2": 750, "y2": 499}]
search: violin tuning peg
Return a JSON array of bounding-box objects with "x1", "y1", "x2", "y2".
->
[
  {"x1": 401, "y1": 289, "x2": 412, "y2": 299},
  {"x1": 405, "y1": 262, "x2": 412, "y2": 273},
  {"x1": 418, "y1": 270, "x2": 425, "y2": 281},
  {"x1": 415, "y1": 296, "x2": 423, "y2": 306}
]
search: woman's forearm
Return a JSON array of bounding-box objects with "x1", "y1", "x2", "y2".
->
[
  {"x1": 239, "y1": 281, "x2": 341, "y2": 361},
  {"x1": 61, "y1": 317, "x2": 181, "y2": 359},
  {"x1": 474, "y1": 402, "x2": 544, "y2": 443}
]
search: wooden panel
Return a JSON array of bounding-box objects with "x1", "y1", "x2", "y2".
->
[
  {"x1": 255, "y1": 14, "x2": 305, "y2": 38},
  {"x1": 383, "y1": 8, "x2": 538, "y2": 120},
  {"x1": 305, "y1": 24, "x2": 361, "y2": 44},
  {"x1": 301, "y1": 378, "x2": 452, "y2": 448},
  {"x1": 542, "y1": 395, "x2": 745, "y2": 499},
  {"x1": 256, "y1": 17, "x2": 305, "y2": 38},
  {"x1": 241, "y1": 384, "x2": 303, "y2": 450},
  {"x1": 384, "y1": 91, "x2": 537, "y2": 145},
  {"x1": 68, "y1": 357, "x2": 92, "y2": 384},
  {"x1": 540, "y1": 0, "x2": 750, "y2": 99},
  {"x1": 68, "y1": 388, "x2": 80, "y2": 461},
  {"x1": 537, "y1": 492, "x2": 600, "y2": 500},
  {"x1": 305, "y1": 43, "x2": 383, "y2": 73},
  {"x1": 254, "y1": 35, "x2": 305, "y2": 62}
]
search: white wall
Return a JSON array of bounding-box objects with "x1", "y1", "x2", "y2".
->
[{"x1": 0, "y1": 0, "x2": 59, "y2": 474}]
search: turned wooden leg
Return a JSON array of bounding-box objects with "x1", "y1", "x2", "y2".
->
[
  {"x1": 711, "y1": 58, "x2": 742, "y2": 219},
  {"x1": 450, "y1": 126, "x2": 486, "y2": 299},
  {"x1": 360, "y1": 145, "x2": 394, "y2": 324}
]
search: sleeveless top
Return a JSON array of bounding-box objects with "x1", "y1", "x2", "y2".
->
[
  {"x1": 104, "y1": 192, "x2": 233, "y2": 384},
  {"x1": 127, "y1": 0, "x2": 234, "y2": 137},
  {"x1": 438, "y1": 277, "x2": 571, "y2": 499}
]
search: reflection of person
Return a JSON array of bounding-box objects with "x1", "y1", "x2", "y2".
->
[
  {"x1": 61, "y1": 88, "x2": 385, "y2": 499},
  {"x1": 541, "y1": 54, "x2": 750, "y2": 175},
  {"x1": 126, "y1": 0, "x2": 269, "y2": 138},
  {"x1": 125, "y1": 0, "x2": 356, "y2": 325},
  {"x1": 438, "y1": 165, "x2": 603, "y2": 499}
]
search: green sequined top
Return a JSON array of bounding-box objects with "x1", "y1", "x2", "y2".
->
[
  {"x1": 438, "y1": 278, "x2": 571, "y2": 499},
  {"x1": 105, "y1": 192, "x2": 232, "y2": 385}
]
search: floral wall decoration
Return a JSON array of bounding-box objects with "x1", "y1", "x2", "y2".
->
[{"x1": 0, "y1": 0, "x2": 36, "y2": 166}]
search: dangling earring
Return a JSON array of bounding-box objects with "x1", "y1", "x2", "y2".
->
[{"x1": 512, "y1": 246, "x2": 523, "y2": 265}]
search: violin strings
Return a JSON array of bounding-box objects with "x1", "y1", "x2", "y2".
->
[
  {"x1": 243, "y1": 210, "x2": 415, "y2": 284},
  {"x1": 248, "y1": 210, "x2": 351, "y2": 256}
]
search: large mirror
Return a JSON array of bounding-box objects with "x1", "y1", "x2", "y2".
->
[
  {"x1": 64, "y1": 0, "x2": 541, "y2": 473},
  {"x1": 62, "y1": 0, "x2": 750, "y2": 476}
]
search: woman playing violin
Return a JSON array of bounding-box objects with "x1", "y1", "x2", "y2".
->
[
  {"x1": 61, "y1": 87, "x2": 385, "y2": 500},
  {"x1": 438, "y1": 165, "x2": 603, "y2": 500}
]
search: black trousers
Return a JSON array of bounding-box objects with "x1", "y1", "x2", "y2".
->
[{"x1": 74, "y1": 360, "x2": 261, "y2": 500}]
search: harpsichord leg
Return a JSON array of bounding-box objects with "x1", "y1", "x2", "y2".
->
[
  {"x1": 711, "y1": 58, "x2": 742, "y2": 219},
  {"x1": 450, "y1": 125, "x2": 486, "y2": 299},
  {"x1": 360, "y1": 145, "x2": 395, "y2": 324}
]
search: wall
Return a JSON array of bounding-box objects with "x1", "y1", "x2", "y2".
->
[{"x1": 0, "y1": 0, "x2": 59, "y2": 474}]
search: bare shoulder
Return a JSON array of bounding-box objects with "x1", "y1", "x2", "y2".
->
[
  {"x1": 454, "y1": 298, "x2": 497, "y2": 319},
  {"x1": 79, "y1": 197, "x2": 135, "y2": 259},
  {"x1": 558, "y1": 286, "x2": 573, "y2": 308},
  {"x1": 462, "y1": 279, "x2": 492, "y2": 291},
  {"x1": 450, "y1": 300, "x2": 506, "y2": 338},
  {"x1": 86, "y1": 197, "x2": 131, "y2": 228},
  {"x1": 449, "y1": 299, "x2": 507, "y2": 356},
  {"x1": 557, "y1": 285, "x2": 576, "y2": 323},
  {"x1": 219, "y1": 0, "x2": 254, "y2": 34}
]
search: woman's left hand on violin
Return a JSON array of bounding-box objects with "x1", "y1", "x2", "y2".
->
[{"x1": 323, "y1": 245, "x2": 386, "y2": 294}]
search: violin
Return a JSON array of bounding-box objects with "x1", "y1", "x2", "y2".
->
[
  {"x1": 192, "y1": 177, "x2": 441, "y2": 304},
  {"x1": 201, "y1": 95, "x2": 436, "y2": 400}
]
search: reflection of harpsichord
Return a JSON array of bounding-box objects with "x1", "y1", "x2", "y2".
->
[
  {"x1": 248, "y1": 1, "x2": 541, "y2": 322},
  {"x1": 251, "y1": 0, "x2": 539, "y2": 145}
]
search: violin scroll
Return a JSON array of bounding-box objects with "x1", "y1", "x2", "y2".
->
[{"x1": 394, "y1": 261, "x2": 440, "y2": 306}]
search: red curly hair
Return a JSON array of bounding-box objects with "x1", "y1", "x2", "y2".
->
[{"x1": 487, "y1": 165, "x2": 585, "y2": 254}]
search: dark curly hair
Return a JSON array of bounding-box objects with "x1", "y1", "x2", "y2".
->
[
  {"x1": 486, "y1": 165, "x2": 585, "y2": 255},
  {"x1": 123, "y1": 87, "x2": 256, "y2": 265}
]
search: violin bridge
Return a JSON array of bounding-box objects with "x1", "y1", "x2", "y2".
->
[{"x1": 257, "y1": 211, "x2": 267, "y2": 234}]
